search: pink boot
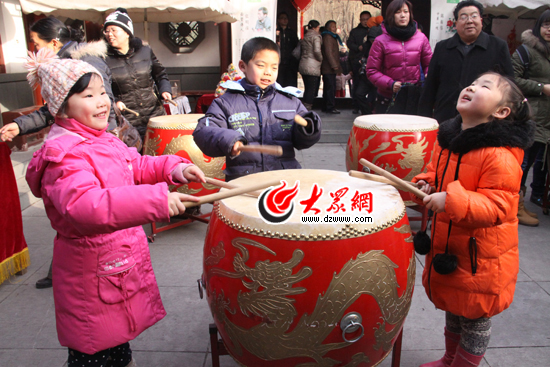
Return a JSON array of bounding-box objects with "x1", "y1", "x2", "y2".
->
[
  {"x1": 450, "y1": 345, "x2": 484, "y2": 366},
  {"x1": 419, "y1": 328, "x2": 461, "y2": 367}
]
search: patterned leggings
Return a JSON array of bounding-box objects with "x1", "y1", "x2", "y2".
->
[
  {"x1": 67, "y1": 342, "x2": 132, "y2": 367},
  {"x1": 446, "y1": 312, "x2": 491, "y2": 356}
]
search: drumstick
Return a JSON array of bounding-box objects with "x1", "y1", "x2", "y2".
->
[
  {"x1": 166, "y1": 99, "x2": 177, "y2": 106},
  {"x1": 122, "y1": 107, "x2": 140, "y2": 116},
  {"x1": 181, "y1": 179, "x2": 281, "y2": 208},
  {"x1": 238, "y1": 144, "x2": 283, "y2": 156},
  {"x1": 294, "y1": 114, "x2": 308, "y2": 127},
  {"x1": 205, "y1": 177, "x2": 260, "y2": 198},
  {"x1": 349, "y1": 170, "x2": 419, "y2": 190},
  {"x1": 359, "y1": 158, "x2": 427, "y2": 199}
]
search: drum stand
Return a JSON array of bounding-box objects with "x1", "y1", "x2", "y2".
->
[
  {"x1": 208, "y1": 324, "x2": 404, "y2": 367},
  {"x1": 148, "y1": 206, "x2": 211, "y2": 242}
]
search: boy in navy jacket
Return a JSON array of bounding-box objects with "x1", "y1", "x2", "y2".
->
[{"x1": 193, "y1": 37, "x2": 322, "y2": 181}]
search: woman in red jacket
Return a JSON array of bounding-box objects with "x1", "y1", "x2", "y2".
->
[
  {"x1": 366, "y1": 0, "x2": 432, "y2": 114},
  {"x1": 412, "y1": 72, "x2": 535, "y2": 367}
]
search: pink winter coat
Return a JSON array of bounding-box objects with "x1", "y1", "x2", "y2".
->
[
  {"x1": 26, "y1": 118, "x2": 190, "y2": 354},
  {"x1": 366, "y1": 23, "x2": 432, "y2": 98}
]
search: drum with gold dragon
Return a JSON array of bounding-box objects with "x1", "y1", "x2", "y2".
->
[
  {"x1": 202, "y1": 169, "x2": 415, "y2": 366},
  {"x1": 346, "y1": 114, "x2": 438, "y2": 205},
  {"x1": 143, "y1": 114, "x2": 225, "y2": 196}
]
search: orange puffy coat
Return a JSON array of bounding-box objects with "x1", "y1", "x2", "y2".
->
[{"x1": 413, "y1": 116, "x2": 535, "y2": 319}]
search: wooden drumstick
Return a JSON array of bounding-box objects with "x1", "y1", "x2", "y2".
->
[
  {"x1": 359, "y1": 158, "x2": 427, "y2": 199},
  {"x1": 238, "y1": 144, "x2": 283, "y2": 156},
  {"x1": 122, "y1": 106, "x2": 140, "y2": 116},
  {"x1": 181, "y1": 179, "x2": 280, "y2": 208},
  {"x1": 166, "y1": 99, "x2": 177, "y2": 106},
  {"x1": 349, "y1": 170, "x2": 419, "y2": 190},
  {"x1": 294, "y1": 114, "x2": 308, "y2": 127},
  {"x1": 205, "y1": 177, "x2": 260, "y2": 198}
]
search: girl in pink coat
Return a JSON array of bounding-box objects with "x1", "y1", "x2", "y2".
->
[
  {"x1": 366, "y1": 0, "x2": 432, "y2": 114},
  {"x1": 24, "y1": 49, "x2": 205, "y2": 367}
]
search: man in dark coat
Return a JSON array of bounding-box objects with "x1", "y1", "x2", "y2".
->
[
  {"x1": 276, "y1": 12, "x2": 299, "y2": 88},
  {"x1": 418, "y1": 0, "x2": 514, "y2": 123},
  {"x1": 347, "y1": 11, "x2": 371, "y2": 114}
]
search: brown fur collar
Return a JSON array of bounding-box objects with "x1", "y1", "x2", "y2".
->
[{"x1": 521, "y1": 29, "x2": 550, "y2": 59}]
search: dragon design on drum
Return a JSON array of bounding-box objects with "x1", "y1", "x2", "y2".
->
[
  {"x1": 346, "y1": 131, "x2": 376, "y2": 172},
  {"x1": 207, "y1": 237, "x2": 415, "y2": 366},
  {"x1": 371, "y1": 135, "x2": 429, "y2": 181}
]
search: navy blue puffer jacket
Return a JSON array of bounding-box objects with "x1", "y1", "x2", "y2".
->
[{"x1": 193, "y1": 79, "x2": 321, "y2": 181}]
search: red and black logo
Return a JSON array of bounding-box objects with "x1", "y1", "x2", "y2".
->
[{"x1": 257, "y1": 181, "x2": 300, "y2": 224}]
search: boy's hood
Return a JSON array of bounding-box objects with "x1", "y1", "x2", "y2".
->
[
  {"x1": 221, "y1": 79, "x2": 303, "y2": 98},
  {"x1": 26, "y1": 118, "x2": 107, "y2": 197}
]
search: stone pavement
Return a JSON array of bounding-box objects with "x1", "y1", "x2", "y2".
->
[{"x1": 1, "y1": 110, "x2": 549, "y2": 367}]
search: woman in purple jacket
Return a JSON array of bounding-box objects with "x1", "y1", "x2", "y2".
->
[{"x1": 366, "y1": 0, "x2": 432, "y2": 114}]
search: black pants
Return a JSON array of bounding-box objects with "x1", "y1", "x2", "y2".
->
[
  {"x1": 277, "y1": 64, "x2": 298, "y2": 87},
  {"x1": 302, "y1": 75, "x2": 321, "y2": 106},
  {"x1": 322, "y1": 74, "x2": 337, "y2": 111},
  {"x1": 521, "y1": 141, "x2": 548, "y2": 198},
  {"x1": 353, "y1": 74, "x2": 375, "y2": 115},
  {"x1": 68, "y1": 342, "x2": 132, "y2": 367}
]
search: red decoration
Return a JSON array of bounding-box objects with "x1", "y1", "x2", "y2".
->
[{"x1": 0, "y1": 143, "x2": 30, "y2": 284}]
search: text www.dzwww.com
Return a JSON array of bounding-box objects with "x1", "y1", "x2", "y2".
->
[{"x1": 301, "y1": 215, "x2": 373, "y2": 223}]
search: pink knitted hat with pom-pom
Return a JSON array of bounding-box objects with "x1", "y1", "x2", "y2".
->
[{"x1": 25, "y1": 48, "x2": 103, "y2": 117}]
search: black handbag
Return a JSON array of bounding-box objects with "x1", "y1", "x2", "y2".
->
[{"x1": 107, "y1": 105, "x2": 143, "y2": 151}]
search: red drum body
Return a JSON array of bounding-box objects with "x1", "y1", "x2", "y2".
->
[
  {"x1": 346, "y1": 114, "x2": 438, "y2": 205},
  {"x1": 143, "y1": 114, "x2": 225, "y2": 196},
  {"x1": 203, "y1": 169, "x2": 415, "y2": 367}
]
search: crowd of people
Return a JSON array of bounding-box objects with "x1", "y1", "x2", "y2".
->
[{"x1": 0, "y1": 1, "x2": 548, "y2": 367}]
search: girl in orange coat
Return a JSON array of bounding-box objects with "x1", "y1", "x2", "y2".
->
[{"x1": 412, "y1": 72, "x2": 535, "y2": 367}]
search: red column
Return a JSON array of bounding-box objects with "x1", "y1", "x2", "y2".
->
[{"x1": 218, "y1": 22, "x2": 232, "y2": 74}]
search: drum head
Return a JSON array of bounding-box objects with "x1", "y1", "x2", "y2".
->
[
  {"x1": 353, "y1": 114, "x2": 438, "y2": 131},
  {"x1": 218, "y1": 169, "x2": 405, "y2": 240},
  {"x1": 148, "y1": 114, "x2": 205, "y2": 129}
]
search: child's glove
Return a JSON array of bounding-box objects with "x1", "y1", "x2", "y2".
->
[{"x1": 167, "y1": 192, "x2": 201, "y2": 216}]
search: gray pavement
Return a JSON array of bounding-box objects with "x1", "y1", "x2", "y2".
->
[{"x1": 2, "y1": 110, "x2": 549, "y2": 367}]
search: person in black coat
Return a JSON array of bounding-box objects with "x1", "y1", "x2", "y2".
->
[
  {"x1": 276, "y1": 12, "x2": 299, "y2": 88},
  {"x1": 347, "y1": 11, "x2": 371, "y2": 113},
  {"x1": 418, "y1": 0, "x2": 513, "y2": 123},
  {"x1": 103, "y1": 8, "x2": 172, "y2": 138}
]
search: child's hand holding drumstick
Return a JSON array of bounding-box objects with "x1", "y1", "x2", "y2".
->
[
  {"x1": 171, "y1": 164, "x2": 206, "y2": 184},
  {"x1": 167, "y1": 193, "x2": 200, "y2": 216}
]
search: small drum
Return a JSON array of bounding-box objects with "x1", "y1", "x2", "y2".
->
[
  {"x1": 143, "y1": 114, "x2": 225, "y2": 196},
  {"x1": 346, "y1": 114, "x2": 438, "y2": 204},
  {"x1": 202, "y1": 169, "x2": 415, "y2": 367}
]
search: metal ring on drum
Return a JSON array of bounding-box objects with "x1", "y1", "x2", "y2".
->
[
  {"x1": 143, "y1": 114, "x2": 226, "y2": 197},
  {"x1": 202, "y1": 169, "x2": 416, "y2": 367},
  {"x1": 345, "y1": 114, "x2": 439, "y2": 205}
]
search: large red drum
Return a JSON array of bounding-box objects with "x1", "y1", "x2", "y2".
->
[
  {"x1": 143, "y1": 114, "x2": 225, "y2": 196},
  {"x1": 202, "y1": 169, "x2": 415, "y2": 367},
  {"x1": 346, "y1": 114, "x2": 438, "y2": 205}
]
